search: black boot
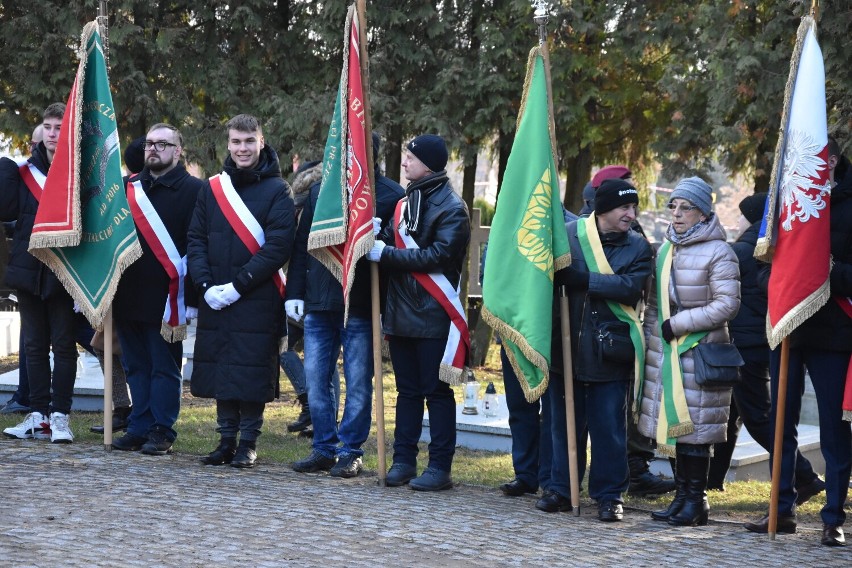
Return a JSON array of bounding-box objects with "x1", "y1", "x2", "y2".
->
[
  {"x1": 201, "y1": 437, "x2": 237, "y2": 466},
  {"x1": 231, "y1": 439, "x2": 257, "y2": 469},
  {"x1": 651, "y1": 456, "x2": 686, "y2": 521},
  {"x1": 90, "y1": 406, "x2": 133, "y2": 434},
  {"x1": 287, "y1": 393, "x2": 312, "y2": 433},
  {"x1": 628, "y1": 454, "x2": 676, "y2": 497},
  {"x1": 669, "y1": 454, "x2": 710, "y2": 527}
]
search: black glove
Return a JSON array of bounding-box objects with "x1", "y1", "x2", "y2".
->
[
  {"x1": 661, "y1": 319, "x2": 675, "y2": 342},
  {"x1": 554, "y1": 266, "x2": 590, "y2": 290}
]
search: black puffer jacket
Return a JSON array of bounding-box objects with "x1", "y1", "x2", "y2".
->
[
  {"x1": 551, "y1": 219, "x2": 654, "y2": 381},
  {"x1": 378, "y1": 172, "x2": 470, "y2": 338},
  {"x1": 187, "y1": 146, "x2": 295, "y2": 402},
  {"x1": 287, "y1": 166, "x2": 403, "y2": 318},
  {"x1": 790, "y1": 154, "x2": 852, "y2": 351},
  {"x1": 0, "y1": 143, "x2": 69, "y2": 299},
  {"x1": 114, "y1": 163, "x2": 203, "y2": 324},
  {"x1": 729, "y1": 221, "x2": 767, "y2": 349}
]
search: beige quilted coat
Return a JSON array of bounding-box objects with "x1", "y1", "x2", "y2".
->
[{"x1": 637, "y1": 215, "x2": 741, "y2": 446}]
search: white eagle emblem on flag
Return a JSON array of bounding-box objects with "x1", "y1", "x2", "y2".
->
[{"x1": 780, "y1": 129, "x2": 830, "y2": 231}]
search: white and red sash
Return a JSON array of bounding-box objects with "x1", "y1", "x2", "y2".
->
[
  {"x1": 16, "y1": 158, "x2": 45, "y2": 202},
  {"x1": 126, "y1": 180, "x2": 188, "y2": 342},
  {"x1": 209, "y1": 173, "x2": 286, "y2": 297},
  {"x1": 393, "y1": 198, "x2": 469, "y2": 385}
]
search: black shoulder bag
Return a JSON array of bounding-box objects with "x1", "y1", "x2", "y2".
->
[{"x1": 669, "y1": 266, "x2": 743, "y2": 388}]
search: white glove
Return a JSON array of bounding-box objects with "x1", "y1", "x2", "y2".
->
[
  {"x1": 219, "y1": 282, "x2": 241, "y2": 305},
  {"x1": 185, "y1": 306, "x2": 198, "y2": 320},
  {"x1": 372, "y1": 216, "x2": 382, "y2": 236},
  {"x1": 285, "y1": 299, "x2": 305, "y2": 322},
  {"x1": 367, "y1": 240, "x2": 386, "y2": 262},
  {"x1": 73, "y1": 302, "x2": 81, "y2": 313},
  {"x1": 204, "y1": 287, "x2": 227, "y2": 311}
]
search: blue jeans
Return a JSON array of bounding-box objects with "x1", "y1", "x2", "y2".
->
[
  {"x1": 770, "y1": 346, "x2": 851, "y2": 526},
  {"x1": 549, "y1": 374, "x2": 630, "y2": 503},
  {"x1": 501, "y1": 345, "x2": 551, "y2": 491},
  {"x1": 280, "y1": 325, "x2": 341, "y2": 411},
  {"x1": 304, "y1": 311, "x2": 373, "y2": 458},
  {"x1": 117, "y1": 320, "x2": 183, "y2": 441},
  {"x1": 280, "y1": 323, "x2": 306, "y2": 396},
  {"x1": 389, "y1": 336, "x2": 456, "y2": 472},
  {"x1": 574, "y1": 380, "x2": 630, "y2": 504}
]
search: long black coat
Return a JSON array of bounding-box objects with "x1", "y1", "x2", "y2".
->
[
  {"x1": 377, "y1": 173, "x2": 470, "y2": 339},
  {"x1": 0, "y1": 143, "x2": 68, "y2": 299},
  {"x1": 187, "y1": 146, "x2": 295, "y2": 402},
  {"x1": 114, "y1": 163, "x2": 203, "y2": 324}
]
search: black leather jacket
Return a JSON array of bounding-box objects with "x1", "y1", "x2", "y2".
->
[{"x1": 378, "y1": 172, "x2": 470, "y2": 338}]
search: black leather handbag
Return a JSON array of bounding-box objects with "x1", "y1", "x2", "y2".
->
[
  {"x1": 668, "y1": 268, "x2": 742, "y2": 388},
  {"x1": 691, "y1": 342, "x2": 744, "y2": 388}
]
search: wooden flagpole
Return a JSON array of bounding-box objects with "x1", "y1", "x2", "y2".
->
[
  {"x1": 356, "y1": 0, "x2": 387, "y2": 485},
  {"x1": 534, "y1": 1, "x2": 581, "y2": 515},
  {"x1": 97, "y1": 0, "x2": 115, "y2": 451},
  {"x1": 768, "y1": 0, "x2": 820, "y2": 539},
  {"x1": 767, "y1": 339, "x2": 790, "y2": 539}
]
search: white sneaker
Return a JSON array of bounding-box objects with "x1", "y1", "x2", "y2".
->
[
  {"x1": 49, "y1": 412, "x2": 74, "y2": 443},
  {"x1": 3, "y1": 412, "x2": 50, "y2": 439}
]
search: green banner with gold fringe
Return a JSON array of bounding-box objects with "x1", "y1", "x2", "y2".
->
[{"x1": 481, "y1": 46, "x2": 570, "y2": 402}]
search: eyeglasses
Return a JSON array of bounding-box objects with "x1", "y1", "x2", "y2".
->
[
  {"x1": 143, "y1": 141, "x2": 177, "y2": 152},
  {"x1": 667, "y1": 203, "x2": 700, "y2": 213}
]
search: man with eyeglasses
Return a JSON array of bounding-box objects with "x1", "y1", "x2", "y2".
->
[
  {"x1": 2, "y1": 103, "x2": 79, "y2": 443},
  {"x1": 110, "y1": 123, "x2": 204, "y2": 456},
  {"x1": 188, "y1": 114, "x2": 295, "y2": 469}
]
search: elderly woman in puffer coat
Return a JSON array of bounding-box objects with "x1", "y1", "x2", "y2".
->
[{"x1": 637, "y1": 176, "x2": 740, "y2": 527}]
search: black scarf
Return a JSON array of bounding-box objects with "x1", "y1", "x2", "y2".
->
[{"x1": 404, "y1": 171, "x2": 448, "y2": 235}]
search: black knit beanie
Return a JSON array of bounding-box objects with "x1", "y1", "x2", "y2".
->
[{"x1": 594, "y1": 178, "x2": 639, "y2": 214}]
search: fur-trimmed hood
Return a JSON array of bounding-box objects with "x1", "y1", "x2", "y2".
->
[{"x1": 290, "y1": 162, "x2": 322, "y2": 210}]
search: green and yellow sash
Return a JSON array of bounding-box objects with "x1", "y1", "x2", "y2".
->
[
  {"x1": 577, "y1": 214, "x2": 646, "y2": 387},
  {"x1": 654, "y1": 241, "x2": 708, "y2": 456}
]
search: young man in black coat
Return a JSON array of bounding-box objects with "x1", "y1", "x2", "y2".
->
[
  {"x1": 187, "y1": 114, "x2": 295, "y2": 468},
  {"x1": 110, "y1": 124, "x2": 204, "y2": 455},
  {"x1": 1, "y1": 103, "x2": 79, "y2": 443}
]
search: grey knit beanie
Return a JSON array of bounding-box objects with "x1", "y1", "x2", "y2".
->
[{"x1": 670, "y1": 176, "x2": 713, "y2": 216}]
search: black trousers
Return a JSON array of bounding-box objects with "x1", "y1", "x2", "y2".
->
[
  {"x1": 708, "y1": 346, "x2": 817, "y2": 488},
  {"x1": 18, "y1": 289, "x2": 77, "y2": 415}
]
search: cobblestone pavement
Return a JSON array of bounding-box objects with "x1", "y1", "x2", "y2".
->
[{"x1": 0, "y1": 441, "x2": 848, "y2": 567}]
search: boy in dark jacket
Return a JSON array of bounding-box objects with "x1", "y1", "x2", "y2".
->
[{"x1": 2, "y1": 103, "x2": 78, "y2": 443}]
